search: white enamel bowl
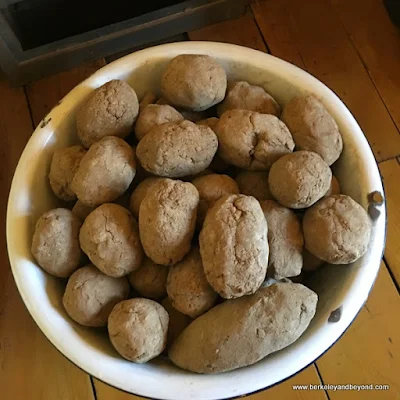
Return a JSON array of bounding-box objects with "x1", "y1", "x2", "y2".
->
[{"x1": 7, "y1": 42, "x2": 386, "y2": 400}]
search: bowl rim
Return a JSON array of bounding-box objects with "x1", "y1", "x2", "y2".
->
[{"x1": 6, "y1": 41, "x2": 387, "y2": 400}]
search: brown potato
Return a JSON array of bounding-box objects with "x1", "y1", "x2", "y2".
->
[
  {"x1": 217, "y1": 81, "x2": 280, "y2": 117},
  {"x1": 139, "y1": 179, "x2": 199, "y2": 266},
  {"x1": 303, "y1": 195, "x2": 372, "y2": 264},
  {"x1": 236, "y1": 171, "x2": 274, "y2": 201},
  {"x1": 199, "y1": 195, "x2": 269, "y2": 299},
  {"x1": 71, "y1": 136, "x2": 136, "y2": 207},
  {"x1": 63, "y1": 264, "x2": 130, "y2": 327},
  {"x1": 215, "y1": 110, "x2": 295, "y2": 170},
  {"x1": 129, "y1": 177, "x2": 162, "y2": 217},
  {"x1": 161, "y1": 54, "x2": 227, "y2": 111},
  {"x1": 260, "y1": 200, "x2": 304, "y2": 279},
  {"x1": 268, "y1": 151, "x2": 332, "y2": 209},
  {"x1": 192, "y1": 174, "x2": 239, "y2": 226},
  {"x1": 135, "y1": 104, "x2": 183, "y2": 141},
  {"x1": 136, "y1": 120, "x2": 218, "y2": 178},
  {"x1": 281, "y1": 95, "x2": 343, "y2": 166},
  {"x1": 49, "y1": 145, "x2": 86, "y2": 201},
  {"x1": 128, "y1": 258, "x2": 169, "y2": 300},
  {"x1": 108, "y1": 298, "x2": 169, "y2": 363},
  {"x1": 31, "y1": 208, "x2": 83, "y2": 278},
  {"x1": 169, "y1": 282, "x2": 318, "y2": 373},
  {"x1": 76, "y1": 80, "x2": 139, "y2": 148},
  {"x1": 72, "y1": 200, "x2": 96, "y2": 221},
  {"x1": 166, "y1": 248, "x2": 218, "y2": 318},
  {"x1": 196, "y1": 117, "x2": 219, "y2": 130},
  {"x1": 80, "y1": 204, "x2": 143, "y2": 277}
]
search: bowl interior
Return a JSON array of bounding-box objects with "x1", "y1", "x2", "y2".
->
[{"x1": 7, "y1": 42, "x2": 386, "y2": 400}]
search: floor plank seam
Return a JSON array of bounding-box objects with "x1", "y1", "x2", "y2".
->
[
  {"x1": 313, "y1": 362, "x2": 331, "y2": 400},
  {"x1": 248, "y1": 6, "x2": 271, "y2": 54},
  {"x1": 90, "y1": 376, "x2": 98, "y2": 400},
  {"x1": 378, "y1": 155, "x2": 400, "y2": 164},
  {"x1": 383, "y1": 257, "x2": 400, "y2": 295}
]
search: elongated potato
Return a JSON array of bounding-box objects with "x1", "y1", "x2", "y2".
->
[{"x1": 169, "y1": 282, "x2": 318, "y2": 373}]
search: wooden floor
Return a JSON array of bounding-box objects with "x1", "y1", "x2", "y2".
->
[{"x1": 1, "y1": 0, "x2": 399, "y2": 399}]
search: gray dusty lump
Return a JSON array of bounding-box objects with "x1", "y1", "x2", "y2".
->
[
  {"x1": 31, "y1": 208, "x2": 83, "y2": 278},
  {"x1": 260, "y1": 200, "x2": 304, "y2": 279},
  {"x1": 108, "y1": 298, "x2": 169, "y2": 363},
  {"x1": 71, "y1": 136, "x2": 136, "y2": 207},
  {"x1": 63, "y1": 264, "x2": 130, "y2": 327},
  {"x1": 199, "y1": 194, "x2": 269, "y2": 299},
  {"x1": 166, "y1": 248, "x2": 218, "y2": 318},
  {"x1": 215, "y1": 110, "x2": 295, "y2": 170},
  {"x1": 76, "y1": 80, "x2": 139, "y2": 148},
  {"x1": 169, "y1": 282, "x2": 318, "y2": 373},
  {"x1": 217, "y1": 81, "x2": 281, "y2": 117},
  {"x1": 192, "y1": 174, "x2": 239, "y2": 225},
  {"x1": 281, "y1": 95, "x2": 343, "y2": 166},
  {"x1": 161, "y1": 54, "x2": 227, "y2": 111},
  {"x1": 128, "y1": 258, "x2": 169, "y2": 300},
  {"x1": 49, "y1": 145, "x2": 86, "y2": 201},
  {"x1": 236, "y1": 171, "x2": 274, "y2": 201},
  {"x1": 136, "y1": 120, "x2": 218, "y2": 178},
  {"x1": 80, "y1": 203, "x2": 143, "y2": 277},
  {"x1": 268, "y1": 151, "x2": 332, "y2": 209},
  {"x1": 139, "y1": 179, "x2": 199, "y2": 266},
  {"x1": 135, "y1": 104, "x2": 183, "y2": 141},
  {"x1": 303, "y1": 194, "x2": 372, "y2": 264}
]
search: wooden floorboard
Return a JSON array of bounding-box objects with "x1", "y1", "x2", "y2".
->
[
  {"x1": 0, "y1": 80, "x2": 95, "y2": 400},
  {"x1": 330, "y1": 0, "x2": 400, "y2": 133},
  {"x1": 252, "y1": 0, "x2": 400, "y2": 162}
]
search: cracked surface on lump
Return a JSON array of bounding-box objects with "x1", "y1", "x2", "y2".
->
[
  {"x1": 71, "y1": 136, "x2": 136, "y2": 207},
  {"x1": 199, "y1": 194, "x2": 269, "y2": 299},
  {"x1": 31, "y1": 208, "x2": 83, "y2": 278},
  {"x1": 169, "y1": 282, "x2": 318, "y2": 373},
  {"x1": 62, "y1": 264, "x2": 130, "y2": 327},
  {"x1": 161, "y1": 55, "x2": 227, "y2": 112},
  {"x1": 135, "y1": 104, "x2": 183, "y2": 141},
  {"x1": 215, "y1": 110, "x2": 295, "y2": 170},
  {"x1": 129, "y1": 258, "x2": 169, "y2": 300},
  {"x1": 136, "y1": 120, "x2": 218, "y2": 178},
  {"x1": 260, "y1": 200, "x2": 304, "y2": 279},
  {"x1": 108, "y1": 298, "x2": 169, "y2": 363},
  {"x1": 269, "y1": 151, "x2": 332, "y2": 209},
  {"x1": 49, "y1": 145, "x2": 86, "y2": 201},
  {"x1": 139, "y1": 179, "x2": 199, "y2": 266},
  {"x1": 166, "y1": 248, "x2": 218, "y2": 318},
  {"x1": 76, "y1": 80, "x2": 139, "y2": 148},
  {"x1": 303, "y1": 194, "x2": 372, "y2": 264},
  {"x1": 281, "y1": 95, "x2": 343, "y2": 166},
  {"x1": 217, "y1": 81, "x2": 281, "y2": 117},
  {"x1": 80, "y1": 203, "x2": 143, "y2": 277}
]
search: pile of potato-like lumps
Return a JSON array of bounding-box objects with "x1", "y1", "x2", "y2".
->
[{"x1": 31, "y1": 54, "x2": 372, "y2": 374}]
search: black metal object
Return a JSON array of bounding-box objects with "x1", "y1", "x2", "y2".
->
[{"x1": 0, "y1": 0, "x2": 250, "y2": 85}]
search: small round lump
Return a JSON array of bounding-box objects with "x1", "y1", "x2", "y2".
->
[
  {"x1": 268, "y1": 151, "x2": 332, "y2": 209},
  {"x1": 215, "y1": 110, "x2": 295, "y2": 170},
  {"x1": 129, "y1": 177, "x2": 162, "y2": 217},
  {"x1": 31, "y1": 208, "x2": 83, "y2": 278},
  {"x1": 161, "y1": 54, "x2": 227, "y2": 111},
  {"x1": 128, "y1": 258, "x2": 169, "y2": 300},
  {"x1": 49, "y1": 145, "x2": 86, "y2": 201},
  {"x1": 108, "y1": 298, "x2": 169, "y2": 363},
  {"x1": 139, "y1": 179, "x2": 199, "y2": 266},
  {"x1": 281, "y1": 95, "x2": 343, "y2": 166},
  {"x1": 80, "y1": 203, "x2": 143, "y2": 277},
  {"x1": 62, "y1": 264, "x2": 130, "y2": 327},
  {"x1": 71, "y1": 136, "x2": 136, "y2": 207},
  {"x1": 72, "y1": 200, "x2": 96, "y2": 221},
  {"x1": 199, "y1": 194, "x2": 269, "y2": 299},
  {"x1": 136, "y1": 120, "x2": 218, "y2": 178},
  {"x1": 135, "y1": 104, "x2": 183, "y2": 141},
  {"x1": 192, "y1": 174, "x2": 239, "y2": 225},
  {"x1": 217, "y1": 81, "x2": 281, "y2": 117},
  {"x1": 303, "y1": 194, "x2": 372, "y2": 264},
  {"x1": 76, "y1": 80, "x2": 139, "y2": 148},
  {"x1": 166, "y1": 248, "x2": 218, "y2": 318},
  {"x1": 236, "y1": 171, "x2": 274, "y2": 201},
  {"x1": 196, "y1": 117, "x2": 219, "y2": 130},
  {"x1": 260, "y1": 200, "x2": 304, "y2": 278}
]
